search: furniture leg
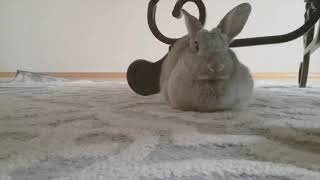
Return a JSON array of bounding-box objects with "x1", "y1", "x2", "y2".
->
[{"x1": 299, "y1": 0, "x2": 315, "y2": 88}]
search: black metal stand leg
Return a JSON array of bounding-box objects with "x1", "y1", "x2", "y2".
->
[{"x1": 299, "y1": 1, "x2": 315, "y2": 88}]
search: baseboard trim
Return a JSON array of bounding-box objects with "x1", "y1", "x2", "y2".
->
[
  {"x1": 253, "y1": 73, "x2": 320, "y2": 80},
  {"x1": 0, "y1": 72, "x2": 16, "y2": 77},
  {"x1": 1, "y1": 72, "x2": 320, "y2": 80},
  {"x1": 49, "y1": 72, "x2": 126, "y2": 79},
  {"x1": 0, "y1": 72, "x2": 126, "y2": 79}
]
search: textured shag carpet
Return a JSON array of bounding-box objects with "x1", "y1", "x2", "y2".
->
[{"x1": 0, "y1": 71, "x2": 320, "y2": 180}]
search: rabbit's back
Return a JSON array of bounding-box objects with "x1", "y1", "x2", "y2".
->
[
  {"x1": 228, "y1": 54, "x2": 254, "y2": 108},
  {"x1": 160, "y1": 37, "x2": 189, "y2": 103}
]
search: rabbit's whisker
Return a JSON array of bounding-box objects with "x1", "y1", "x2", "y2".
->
[
  {"x1": 208, "y1": 66, "x2": 216, "y2": 72},
  {"x1": 217, "y1": 64, "x2": 225, "y2": 72}
]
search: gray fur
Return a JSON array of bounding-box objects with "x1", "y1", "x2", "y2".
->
[{"x1": 160, "y1": 3, "x2": 254, "y2": 112}]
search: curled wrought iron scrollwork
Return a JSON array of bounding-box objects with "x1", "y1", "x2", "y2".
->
[
  {"x1": 148, "y1": 0, "x2": 206, "y2": 45},
  {"x1": 148, "y1": 0, "x2": 320, "y2": 47},
  {"x1": 127, "y1": 0, "x2": 320, "y2": 96}
]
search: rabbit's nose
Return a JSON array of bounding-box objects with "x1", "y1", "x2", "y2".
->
[{"x1": 208, "y1": 63, "x2": 224, "y2": 73}]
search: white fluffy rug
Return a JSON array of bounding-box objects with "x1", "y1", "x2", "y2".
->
[{"x1": 1, "y1": 72, "x2": 320, "y2": 180}]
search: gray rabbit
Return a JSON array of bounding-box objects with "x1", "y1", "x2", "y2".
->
[{"x1": 160, "y1": 3, "x2": 254, "y2": 112}]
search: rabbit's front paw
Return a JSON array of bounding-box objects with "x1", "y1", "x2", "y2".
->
[
  {"x1": 201, "y1": 84, "x2": 224, "y2": 100},
  {"x1": 211, "y1": 85, "x2": 224, "y2": 99}
]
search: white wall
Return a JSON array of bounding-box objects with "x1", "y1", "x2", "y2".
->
[{"x1": 0, "y1": 0, "x2": 319, "y2": 73}]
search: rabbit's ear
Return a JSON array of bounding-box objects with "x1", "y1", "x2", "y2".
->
[
  {"x1": 182, "y1": 10, "x2": 203, "y2": 38},
  {"x1": 217, "y1": 3, "x2": 251, "y2": 42}
]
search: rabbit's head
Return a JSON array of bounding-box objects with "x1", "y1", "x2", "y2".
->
[{"x1": 180, "y1": 3, "x2": 251, "y2": 80}]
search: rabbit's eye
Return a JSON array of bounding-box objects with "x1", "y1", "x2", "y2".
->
[{"x1": 194, "y1": 41, "x2": 199, "y2": 52}]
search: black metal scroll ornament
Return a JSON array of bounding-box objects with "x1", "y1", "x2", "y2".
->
[{"x1": 127, "y1": 0, "x2": 320, "y2": 96}]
